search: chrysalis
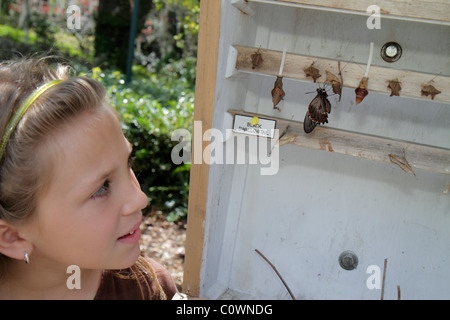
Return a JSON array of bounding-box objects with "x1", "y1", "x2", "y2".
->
[
  {"x1": 303, "y1": 88, "x2": 331, "y2": 133},
  {"x1": 326, "y1": 70, "x2": 342, "y2": 101},
  {"x1": 304, "y1": 63, "x2": 321, "y2": 83},
  {"x1": 355, "y1": 77, "x2": 369, "y2": 104},
  {"x1": 271, "y1": 76, "x2": 285, "y2": 110},
  {"x1": 387, "y1": 79, "x2": 401, "y2": 97},
  {"x1": 250, "y1": 47, "x2": 263, "y2": 69},
  {"x1": 421, "y1": 84, "x2": 441, "y2": 100}
]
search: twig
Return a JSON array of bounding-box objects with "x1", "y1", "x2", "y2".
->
[
  {"x1": 388, "y1": 153, "x2": 415, "y2": 176},
  {"x1": 341, "y1": 55, "x2": 354, "y2": 71},
  {"x1": 279, "y1": 124, "x2": 290, "y2": 140},
  {"x1": 337, "y1": 60, "x2": 343, "y2": 101},
  {"x1": 444, "y1": 183, "x2": 450, "y2": 195},
  {"x1": 255, "y1": 249, "x2": 296, "y2": 300},
  {"x1": 381, "y1": 258, "x2": 387, "y2": 300},
  {"x1": 397, "y1": 285, "x2": 401, "y2": 300},
  {"x1": 269, "y1": 124, "x2": 290, "y2": 156}
]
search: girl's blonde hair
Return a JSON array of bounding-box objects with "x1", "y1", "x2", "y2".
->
[{"x1": 0, "y1": 55, "x2": 107, "y2": 270}]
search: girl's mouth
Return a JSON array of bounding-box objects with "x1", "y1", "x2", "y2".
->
[
  {"x1": 117, "y1": 220, "x2": 142, "y2": 244},
  {"x1": 118, "y1": 229, "x2": 136, "y2": 239}
]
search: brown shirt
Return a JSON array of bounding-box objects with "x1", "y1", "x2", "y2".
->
[{"x1": 94, "y1": 256, "x2": 178, "y2": 300}]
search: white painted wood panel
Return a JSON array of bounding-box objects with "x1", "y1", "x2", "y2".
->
[{"x1": 196, "y1": 0, "x2": 450, "y2": 300}]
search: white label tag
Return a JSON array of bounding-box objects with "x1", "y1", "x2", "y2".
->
[{"x1": 232, "y1": 114, "x2": 276, "y2": 138}]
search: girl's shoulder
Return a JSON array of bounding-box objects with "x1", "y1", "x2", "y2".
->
[{"x1": 94, "y1": 255, "x2": 178, "y2": 300}]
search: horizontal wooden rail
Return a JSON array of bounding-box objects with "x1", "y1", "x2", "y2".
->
[
  {"x1": 247, "y1": 0, "x2": 450, "y2": 24},
  {"x1": 228, "y1": 109, "x2": 450, "y2": 175},
  {"x1": 232, "y1": 45, "x2": 450, "y2": 104}
]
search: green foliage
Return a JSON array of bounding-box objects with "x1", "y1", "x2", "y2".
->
[
  {"x1": 0, "y1": 23, "x2": 90, "y2": 63},
  {"x1": 0, "y1": 0, "x2": 200, "y2": 222},
  {"x1": 139, "y1": 0, "x2": 199, "y2": 65},
  {"x1": 0, "y1": 24, "x2": 34, "y2": 41},
  {"x1": 30, "y1": 11, "x2": 55, "y2": 46},
  {"x1": 90, "y1": 63, "x2": 194, "y2": 221},
  {"x1": 154, "y1": 0, "x2": 200, "y2": 53}
]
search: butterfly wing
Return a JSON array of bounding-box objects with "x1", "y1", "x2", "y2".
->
[
  {"x1": 303, "y1": 89, "x2": 331, "y2": 133},
  {"x1": 308, "y1": 94, "x2": 329, "y2": 124},
  {"x1": 323, "y1": 95, "x2": 331, "y2": 114},
  {"x1": 303, "y1": 109, "x2": 317, "y2": 133}
]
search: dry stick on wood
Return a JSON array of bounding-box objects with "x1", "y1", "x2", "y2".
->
[
  {"x1": 444, "y1": 183, "x2": 450, "y2": 195},
  {"x1": 337, "y1": 60, "x2": 343, "y2": 101},
  {"x1": 269, "y1": 124, "x2": 290, "y2": 156},
  {"x1": 255, "y1": 249, "x2": 296, "y2": 300},
  {"x1": 389, "y1": 153, "x2": 415, "y2": 176},
  {"x1": 338, "y1": 60, "x2": 343, "y2": 86},
  {"x1": 269, "y1": 114, "x2": 295, "y2": 155},
  {"x1": 381, "y1": 258, "x2": 387, "y2": 300}
]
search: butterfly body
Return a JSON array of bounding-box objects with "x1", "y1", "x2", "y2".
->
[{"x1": 303, "y1": 88, "x2": 331, "y2": 133}]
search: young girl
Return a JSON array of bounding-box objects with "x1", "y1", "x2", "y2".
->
[{"x1": 0, "y1": 55, "x2": 178, "y2": 299}]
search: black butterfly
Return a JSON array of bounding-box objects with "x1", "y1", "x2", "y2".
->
[{"x1": 303, "y1": 88, "x2": 331, "y2": 133}]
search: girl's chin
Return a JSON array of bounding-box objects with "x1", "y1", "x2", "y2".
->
[{"x1": 112, "y1": 243, "x2": 142, "y2": 270}]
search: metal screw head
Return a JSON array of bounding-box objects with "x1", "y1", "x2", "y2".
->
[
  {"x1": 339, "y1": 251, "x2": 359, "y2": 270},
  {"x1": 385, "y1": 45, "x2": 398, "y2": 57},
  {"x1": 381, "y1": 42, "x2": 402, "y2": 63}
]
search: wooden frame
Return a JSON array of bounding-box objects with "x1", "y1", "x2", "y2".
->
[{"x1": 182, "y1": 0, "x2": 221, "y2": 297}]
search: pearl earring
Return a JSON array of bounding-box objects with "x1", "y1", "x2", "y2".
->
[{"x1": 24, "y1": 252, "x2": 29, "y2": 264}]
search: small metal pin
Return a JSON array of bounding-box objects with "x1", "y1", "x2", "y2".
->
[
  {"x1": 381, "y1": 42, "x2": 402, "y2": 63},
  {"x1": 338, "y1": 251, "x2": 358, "y2": 270}
]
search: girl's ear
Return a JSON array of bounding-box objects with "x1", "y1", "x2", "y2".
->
[{"x1": 0, "y1": 219, "x2": 32, "y2": 261}]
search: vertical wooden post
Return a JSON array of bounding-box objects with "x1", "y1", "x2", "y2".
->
[{"x1": 182, "y1": 0, "x2": 221, "y2": 297}]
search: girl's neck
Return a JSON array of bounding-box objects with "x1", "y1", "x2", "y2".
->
[{"x1": 0, "y1": 258, "x2": 103, "y2": 299}]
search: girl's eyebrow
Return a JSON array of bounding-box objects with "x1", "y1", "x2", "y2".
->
[{"x1": 83, "y1": 140, "x2": 133, "y2": 193}]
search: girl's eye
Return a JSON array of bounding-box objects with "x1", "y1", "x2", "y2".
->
[{"x1": 91, "y1": 180, "x2": 110, "y2": 199}]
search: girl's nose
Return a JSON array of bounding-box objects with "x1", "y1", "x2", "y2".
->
[{"x1": 121, "y1": 170, "x2": 148, "y2": 216}]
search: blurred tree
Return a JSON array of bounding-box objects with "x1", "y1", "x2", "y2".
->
[
  {"x1": 18, "y1": 0, "x2": 30, "y2": 40},
  {"x1": 0, "y1": 0, "x2": 12, "y2": 22},
  {"x1": 134, "y1": 0, "x2": 199, "y2": 74},
  {"x1": 94, "y1": 0, "x2": 152, "y2": 73}
]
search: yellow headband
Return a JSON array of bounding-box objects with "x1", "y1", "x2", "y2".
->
[{"x1": 0, "y1": 79, "x2": 63, "y2": 162}]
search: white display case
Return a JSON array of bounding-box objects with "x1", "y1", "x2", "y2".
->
[{"x1": 183, "y1": 0, "x2": 450, "y2": 299}]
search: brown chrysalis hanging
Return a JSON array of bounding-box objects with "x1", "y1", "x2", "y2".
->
[
  {"x1": 387, "y1": 79, "x2": 401, "y2": 97},
  {"x1": 355, "y1": 42, "x2": 373, "y2": 105},
  {"x1": 304, "y1": 63, "x2": 321, "y2": 83},
  {"x1": 421, "y1": 84, "x2": 441, "y2": 100},
  {"x1": 250, "y1": 47, "x2": 263, "y2": 69},
  {"x1": 355, "y1": 77, "x2": 369, "y2": 104},
  {"x1": 326, "y1": 70, "x2": 342, "y2": 101},
  {"x1": 271, "y1": 39, "x2": 288, "y2": 111},
  {"x1": 271, "y1": 76, "x2": 285, "y2": 111}
]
